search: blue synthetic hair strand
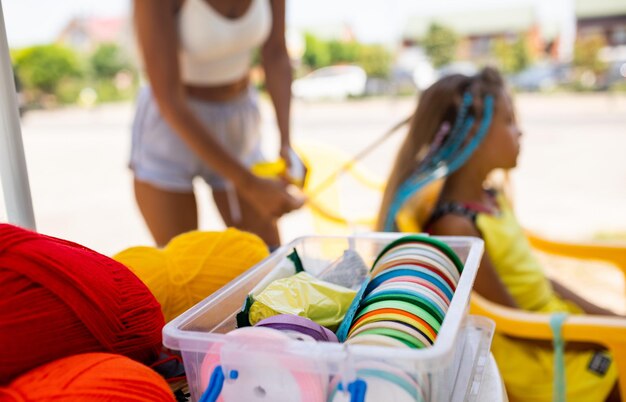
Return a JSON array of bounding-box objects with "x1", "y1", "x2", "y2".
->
[{"x1": 384, "y1": 93, "x2": 495, "y2": 231}]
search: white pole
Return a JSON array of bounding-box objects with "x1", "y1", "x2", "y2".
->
[{"x1": 0, "y1": 0, "x2": 36, "y2": 229}]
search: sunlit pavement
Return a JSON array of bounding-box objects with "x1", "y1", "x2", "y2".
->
[{"x1": 4, "y1": 93, "x2": 626, "y2": 257}]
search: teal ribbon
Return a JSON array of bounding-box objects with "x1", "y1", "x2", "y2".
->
[{"x1": 549, "y1": 313, "x2": 568, "y2": 402}]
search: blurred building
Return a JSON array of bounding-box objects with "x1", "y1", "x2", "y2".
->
[
  {"x1": 57, "y1": 17, "x2": 132, "y2": 53},
  {"x1": 403, "y1": 5, "x2": 552, "y2": 61},
  {"x1": 297, "y1": 23, "x2": 356, "y2": 42},
  {"x1": 576, "y1": 0, "x2": 626, "y2": 46},
  {"x1": 576, "y1": 0, "x2": 626, "y2": 62}
]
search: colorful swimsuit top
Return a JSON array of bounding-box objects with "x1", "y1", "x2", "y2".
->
[{"x1": 427, "y1": 191, "x2": 574, "y2": 313}]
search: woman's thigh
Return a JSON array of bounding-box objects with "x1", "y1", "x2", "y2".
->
[{"x1": 134, "y1": 179, "x2": 198, "y2": 247}]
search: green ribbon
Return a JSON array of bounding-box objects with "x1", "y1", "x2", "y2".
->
[{"x1": 549, "y1": 312, "x2": 568, "y2": 402}]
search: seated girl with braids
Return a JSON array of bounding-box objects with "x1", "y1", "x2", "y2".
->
[{"x1": 377, "y1": 67, "x2": 620, "y2": 402}]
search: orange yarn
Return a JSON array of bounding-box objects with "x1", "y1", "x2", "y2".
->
[{"x1": 0, "y1": 353, "x2": 175, "y2": 402}]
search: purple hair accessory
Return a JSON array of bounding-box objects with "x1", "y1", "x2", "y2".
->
[{"x1": 421, "y1": 121, "x2": 451, "y2": 167}]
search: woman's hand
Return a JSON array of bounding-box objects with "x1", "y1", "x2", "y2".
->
[
  {"x1": 279, "y1": 145, "x2": 307, "y2": 187},
  {"x1": 238, "y1": 174, "x2": 304, "y2": 218},
  {"x1": 279, "y1": 144, "x2": 293, "y2": 170}
]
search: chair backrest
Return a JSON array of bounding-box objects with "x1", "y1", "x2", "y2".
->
[
  {"x1": 395, "y1": 179, "x2": 444, "y2": 233},
  {"x1": 294, "y1": 140, "x2": 384, "y2": 235},
  {"x1": 295, "y1": 140, "x2": 444, "y2": 235}
]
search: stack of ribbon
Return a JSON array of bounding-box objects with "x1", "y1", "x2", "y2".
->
[
  {"x1": 328, "y1": 235, "x2": 464, "y2": 401},
  {"x1": 344, "y1": 235, "x2": 462, "y2": 349}
]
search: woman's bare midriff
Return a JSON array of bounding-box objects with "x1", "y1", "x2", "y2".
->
[{"x1": 184, "y1": 76, "x2": 250, "y2": 102}]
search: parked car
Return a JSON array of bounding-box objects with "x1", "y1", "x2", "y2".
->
[
  {"x1": 292, "y1": 65, "x2": 367, "y2": 100},
  {"x1": 412, "y1": 59, "x2": 438, "y2": 91},
  {"x1": 509, "y1": 63, "x2": 570, "y2": 92},
  {"x1": 607, "y1": 60, "x2": 626, "y2": 88},
  {"x1": 437, "y1": 62, "x2": 478, "y2": 78}
]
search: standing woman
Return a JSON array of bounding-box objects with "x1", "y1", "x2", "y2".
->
[{"x1": 131, "y1": 0, "x2": 301, "y2": 248}]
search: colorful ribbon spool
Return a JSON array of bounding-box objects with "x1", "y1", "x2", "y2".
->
[
  {"x1": 344, "y1": 333, "x2": 411, "y2": 349},
  {"x1": 365, "y1": 267, "x2": 454, "y2": 301},
  {"x1": 200, "y1": 327, "x2": 326, "y2": 402},
  {"x1": 369, "y1": 281, "x2": 450, "y2": 313},
  {"x1": 374, "y1": 276, "x2": 451, "y2": 307},
  {"x1": 360, "y1": 288, "x2": 446, "y2": 323},
  {"x1": 255, "y1": 314, "x2": 338, "y2": 343},
  {"x1": 328, "y1": 362, "x2": 426, "y2": 402},
  {"x1": 349, "y1": 310, "x2": 436, "y2": 346},
  {"x1": 371, "y1": 235, "x2": 464, "y2": 276},
  {"x1": 347, "y1": 321, "x2": 434, "y2": 351},
  {"x1": 379, "y1": 242, "x2": 459, "y2": 272},
  {"x1": 371, "y1": 246, "x2": 459, "y2": 287}
]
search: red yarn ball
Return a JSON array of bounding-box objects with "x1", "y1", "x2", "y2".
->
[
  {"x1": 0, "y1": 224, "x2": 165, "y2": 384},
  {"x1": 0, "y1": 353, "x2": 175, "y2": 401}
]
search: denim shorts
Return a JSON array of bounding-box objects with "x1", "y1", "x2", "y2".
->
[{"x1": 129, "y1": 86, "x2": 265, "y2": 192}]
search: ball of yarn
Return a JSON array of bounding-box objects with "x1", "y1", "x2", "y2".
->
[
  {"x1": 0, "y1": 353, "x2": 175, "y2": 401},
  {"x1": 114, "y1": 228, "x2": 269, "y2": 323},
  {"x1": 0, "y1": 224, "x2": 164, "y2": 384}
]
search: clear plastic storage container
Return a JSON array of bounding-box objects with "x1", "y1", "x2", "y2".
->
[{"x1": 163, "y1": 234, "x2": 495, "y2": 402}]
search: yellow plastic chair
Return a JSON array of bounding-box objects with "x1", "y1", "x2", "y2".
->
[
  {"x1": 295, "y1": 139, "x2": 626, "y2": 397},
  {"x1": 398, "y1": 184, "x2": 626, "y2": 398},
  {"x1": 294, "y1": 140, "x2": 384, "y2": 235}
]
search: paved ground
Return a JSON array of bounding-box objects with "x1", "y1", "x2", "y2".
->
[
  {"x1": 4, "y1": 93, "x2": 626, "y2": 252},
  {"x1": 2, "y1": 93, "x2": 626, "y2": 309}
]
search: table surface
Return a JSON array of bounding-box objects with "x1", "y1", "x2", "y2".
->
[{"x1": 477, "y1": 354, "x2": 508, "y2": 401}]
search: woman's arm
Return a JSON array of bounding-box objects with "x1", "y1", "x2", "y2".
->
[
  {"x1": 429, "y1": 215, "x2": 519, "y2": 308},
  {"x1": 134, "y1": 0, "x2": 251, "y2": 187},
  {"x1": 133, "y1": 0, "x2": 301, "y2": 217},
  {"x1": 261, "y1": 0, "x2": 292, "y2": 161}
]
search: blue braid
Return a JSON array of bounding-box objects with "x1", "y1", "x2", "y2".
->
[
  {"x1": 394, "y1": 106, "x2": 476, "y2": 199},
  {"x1": 443, "y1": 95, "x2": 494, "y2": 174},
  {"x1": 384, "y1": 94, "x2": 495, "y2": 231},
  {"x1": 436, "y1": 115, "x2": 476, "y2": 163},
  {"x1": 403, "y1": 92, "x2": 475, "y2": 182},
  {"x1": 450, "y1": 91, "x2": 473, "y2": 139},
  {"x1": 424, "y1": 92, "x2": 474, "y2": 169}
]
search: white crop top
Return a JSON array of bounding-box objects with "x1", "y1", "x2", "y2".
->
[{"x1": 178, "y1": 0, "x2": 272, "y2": 85}]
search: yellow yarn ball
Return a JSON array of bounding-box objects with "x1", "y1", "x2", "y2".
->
[{"x1": 113, "y1": 228, "x2": 269, "y2": 322}]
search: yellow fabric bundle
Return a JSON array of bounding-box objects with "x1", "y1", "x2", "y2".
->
[
  {"x1": 114, "y1": 228, "x2": 269, "y2": 322},
  {"x1": 249, "y1": 272, "x2": 357, "y2": 330}
]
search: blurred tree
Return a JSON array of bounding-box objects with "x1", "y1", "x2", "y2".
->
[
  {"x1": 512, "y1": 37, "x2": 532, "y2": 72},
  {"x1": 422, "y1": 23, "x2": 458, "y2": 68},
  {"x1": 12, "y1": 44, "x2": 83, "y2": 94},
  {"x1": 90, "y1": 43, "x2": 132, "y2": 79},
  {"x1": 297, "y1": 33, "x2": 393, "y2": 80},
  {"x1": 328, "y1": 40, "x2": 359, "y2": 64},
  {"x1": 302, "y1": 33, "x2": 330, "y2": 69},
  {"x1": 492, "y1": 36, "x2": 532, "y2": 73},
  {"x1": 573, "y1": 35, "x2": 607, "y2": 75},
  {"x1": 357, "y1": 44, "x2": 392, "y2": 78}
]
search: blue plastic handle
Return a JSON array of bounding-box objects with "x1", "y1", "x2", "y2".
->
[
  {"x1": 337, "y1": 379, "x2": 368, "y2": 402},
  {"x1": 199, "y1": 365, "x2": 239, "y2": 402}
]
